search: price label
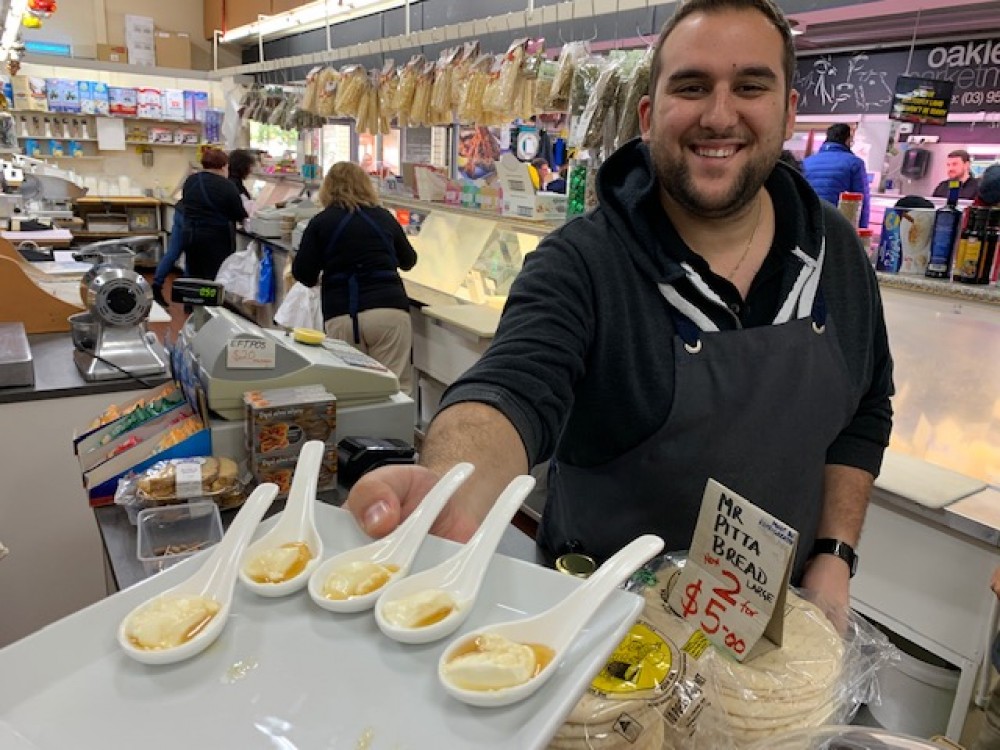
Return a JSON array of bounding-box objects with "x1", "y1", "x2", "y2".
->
[
  {"x1": 667, "y1": 479, "x2": 798, "y2": 662},
  {"x1": 226, "y1": 334, "x2": 276, "y2": 369}
]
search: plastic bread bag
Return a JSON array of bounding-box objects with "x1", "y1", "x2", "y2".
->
[
  {"x1": 115, "y1": 456, "x2": 249, "y2": 523},
  {"x1": 605, "y1": 553, "x2": 899, "y2": 750},
  {"x1": 615, "y1": 47, "x2": 653, "y2": 148},
  {"x1": 572, "y1": 57, "x2": 624, "y2": 150},
  {"x1": 408, "y1": 61, "x2": 436, "y2": 127},
  {"x1": 457, "y1": 54, "x2": 494, "y2": 124},
  {"x1": 430, "y1": 47, "x2": 459, "y2": 117},
  {"x1": 300, "y1": 65, "x2": 324, "y2": 113},
  {"x1": 315, "y1": 67, "x2": 340, "y2": 118},
  {"x1": 334, "y1": 64, "x2": 368, "y2": 118},
  {"x1": 549, "y1": 40, "x2": 590, "y2": 111},
  {"x1": 483, "y1": 39, "x2": 527, "y2": 114},
  {"x1": 449, "y1": 41, "x2": 480, "y2": 111},
  {"x1": 746, "y1": 725, "x2": 964, "y2": 750},
  {"x1": 377, "y1": 61, "x2": 398, "y2": 124},
  {"x1": 392, "y1": 54, "x2": 426, "y2": 127}
]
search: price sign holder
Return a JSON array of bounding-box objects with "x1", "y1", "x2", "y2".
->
[
  {"x1": 226, "y1": 333, "x2": 276, "y2": 370},
  {"x1": 667, "y1": 479, "x2": 798, "y2": 662}
]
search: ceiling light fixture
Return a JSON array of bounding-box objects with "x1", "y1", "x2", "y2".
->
[
  {"x1": 1, "y1": 0, "x2": 29, "y2": 56},
  {"x1": 220, "y1": 0, "x2": 411, "y2": 44}
]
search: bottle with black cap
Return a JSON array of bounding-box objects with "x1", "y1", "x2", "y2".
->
[{"x1": 926, "y1": 180, "x2": 962, "y2": 279}]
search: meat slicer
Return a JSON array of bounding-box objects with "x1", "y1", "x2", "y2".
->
[{"x1": 68, "y1": 264, "x2": 169, "y2": 382}]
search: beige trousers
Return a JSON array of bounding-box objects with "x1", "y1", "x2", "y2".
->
[{"x1": 325, "y1": 308, "x2": 412, "y2": 395}]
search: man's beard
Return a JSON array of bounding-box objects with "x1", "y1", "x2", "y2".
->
[{"x1": 649, "y1": 139, "x2": 778, "y2": 219}]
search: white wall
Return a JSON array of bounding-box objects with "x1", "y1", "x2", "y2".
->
[{"x1": 21, "y1": 0, "x2": 240, "y2": 70}]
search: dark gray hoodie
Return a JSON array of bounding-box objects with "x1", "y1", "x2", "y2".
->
[{"x1": 440, "y1": 140, "x2": 893, "y2": 479}]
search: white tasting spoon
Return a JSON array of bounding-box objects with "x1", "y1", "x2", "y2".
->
[
  {"x1": 307, "y1": 462, "x2": 474, "y2": 613},
  {"x1": 238, "y1": 440, "x2": 326, "y2": 597},
  {"x1": 437, "y1": 534, "x2": 665, "y2": 708},
  {"x1": 375, "y1": 474, "x2": 536, "y2": 644},
  {"x1": 117, "y1": 483, "x2": 280, "y2": 665}
]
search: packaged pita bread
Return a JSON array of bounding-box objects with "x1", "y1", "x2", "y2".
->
[{"x1": 550, "y1": 554, "x2": 897, "y2": 750}]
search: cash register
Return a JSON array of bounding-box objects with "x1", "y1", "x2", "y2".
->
[{"x1": 175, "y1": 303, "x2": 414, "y2": 459}]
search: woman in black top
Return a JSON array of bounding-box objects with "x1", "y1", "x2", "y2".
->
[
  {"x1": 292, "y1": 161, "x2": 417, "y2": 393},
  {"x1": 228, "y1": 148, "x2": 257, "y2": 201},
  {"x1": 181, "y1": 148, "x2": 247, "y2": 281}
]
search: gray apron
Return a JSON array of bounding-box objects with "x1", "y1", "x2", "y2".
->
[{"x1": 538, "y1": 273, "x2": 855, "y2": 584}]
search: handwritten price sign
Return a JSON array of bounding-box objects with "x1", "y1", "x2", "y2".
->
[
  {"x1": 226, "y1": 334, "x2": 276, "y2": 370},
  {"x1": 667, "y1": 480, "x2": 798, "y2": 662}
]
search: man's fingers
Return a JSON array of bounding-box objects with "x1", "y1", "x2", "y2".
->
[{"x1": 344, "y1": 465, "x2": 442, "y2": 537}]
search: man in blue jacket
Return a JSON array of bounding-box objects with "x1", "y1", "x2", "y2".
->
[{"x1": 803, "y1": 123, "x2": 871, "y2": 228}]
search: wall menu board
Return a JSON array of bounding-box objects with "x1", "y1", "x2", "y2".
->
[
  {"x1": 890, "y1": 76, "x2": 954, "y2": 125},
  {"x1": 794, "y1": 37, "x2": 1000, "y2": 116}
]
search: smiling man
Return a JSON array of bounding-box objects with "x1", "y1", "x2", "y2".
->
[{"x1": 345, "y1": 0, "x2": 894, "y2": 615}]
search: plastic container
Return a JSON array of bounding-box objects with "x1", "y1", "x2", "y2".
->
[
  {"x1": 858, "y1": 228, "x2": 875, "y2": 266},
  {"x1": 867, "y1": 628, "x2": 960, "y2": 738},
  {"x1": 749, "y1": 726, "x2": 949, "y2": 749},
  {"x1": 838, "y1": 191, "x2": 864, "y2": 228},
  {"x1": 136, "y1": 501, "x2": 223, "y2": 576}
]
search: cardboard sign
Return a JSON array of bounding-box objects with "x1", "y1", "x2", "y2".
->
[
  {"x1": 226, "y1": 334, "x2": 276, "y2": 369},
  {"x1": 667, "y1": 479, "x2": 798, "y2": 662}
]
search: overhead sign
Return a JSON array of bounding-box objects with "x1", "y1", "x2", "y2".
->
[
  {"x1": 890, "y1": 76, "x2": 954, "y2": 125},
  {"x1": 795, "y1": 38, "x2": 1000, "y2": 116}
]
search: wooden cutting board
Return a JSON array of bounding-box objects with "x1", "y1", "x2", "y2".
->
[{"x1": 874, "y1": 451, "x2": 987, "y2": 509}]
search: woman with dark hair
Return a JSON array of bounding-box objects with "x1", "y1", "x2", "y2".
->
[
  {"x1": 180, "y1": 147, "x2": 247, "y2": 281},
  {"x1": 292, "y1": 161, "x2": 417, "y2": 392},
  {"x1": 228, "y1": 149, "x2": 257, "y2": 198}
]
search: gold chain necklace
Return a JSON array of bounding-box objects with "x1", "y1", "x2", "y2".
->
[{"x1": 726, "y1": 195, "x2": 763, "y2": 281}]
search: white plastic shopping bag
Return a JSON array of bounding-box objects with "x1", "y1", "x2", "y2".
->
[
  {"x1": 274, "y1": 281, "x2": 323, "y2": 330},
  {"x1": 215, "y1": 243, "x2": 259, "y2": 301}
]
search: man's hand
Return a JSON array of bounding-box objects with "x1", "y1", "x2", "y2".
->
[
  {"x1": 344, "y1": 464, "x2": 481, "y2": 543},
  {"x1": 801, "y1": 553, "x2": 852, "y2": 633},
  {"x1": 990, "y1": 567, "x2": 1000, "y2": 599}
]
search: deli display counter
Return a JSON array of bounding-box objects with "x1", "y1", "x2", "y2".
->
[{"x1": 380, "y1": 195, "x2": 560, "y2": 428}]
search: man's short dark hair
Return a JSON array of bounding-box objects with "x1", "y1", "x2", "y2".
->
[
  {"x1": 531, "y1": 157, "x2": 550, "y2": 171},
  {"x1": 826, "y1": 123, "x2": 852, "y2": 145},
  {"x1": 948, "y1": 149, "x2": 971, "y2": 163},
  {"x1": 648, "y1": 0, "x2": 795, "y2": 99}
]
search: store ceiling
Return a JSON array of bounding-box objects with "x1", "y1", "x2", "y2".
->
[{"x1": 789, "y1": 0, "x2": 1000, "y2": 51}]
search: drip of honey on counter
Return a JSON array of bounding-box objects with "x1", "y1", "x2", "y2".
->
[{"x1": 245, "y1": 541, "x2": 313, "y2": 583}]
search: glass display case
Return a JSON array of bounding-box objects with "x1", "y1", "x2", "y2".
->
[{"x1": 382, "y1": 195, "x2": 558, "y2": 308}]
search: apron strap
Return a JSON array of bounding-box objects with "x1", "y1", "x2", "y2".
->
[{"x1": 324, "y1": 208, "x2": 398, "y2": 345}]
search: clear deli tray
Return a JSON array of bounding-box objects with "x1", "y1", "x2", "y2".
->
[{"x1": 0, "y1": 505, "x2": 643, "y2": 749}]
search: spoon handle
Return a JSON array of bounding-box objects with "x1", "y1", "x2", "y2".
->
[
  {"x1": 387, "y1": 462, "x2": 474, "y2": 566},
  {"x1": 550, "y1": 535, "x2": 664, "y2": 644},
  {"x1": 457, "y1": 475, "x2": 536, "y2": 582},
  {"x1": 286, "y1": 440, "x2": 324, "y2": 529},
  {"x1": 198, "y1": 483, "x2": 279, "y2": 595}
]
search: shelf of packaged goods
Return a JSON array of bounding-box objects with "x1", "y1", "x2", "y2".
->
[
  {"x1": 125, "y1": 141, "x2": 200, "y2": 148},
  {"x1": 9, "y1": 111, "x2": 205, "y2": 126},
  {"x1": 16, "y1": 136, "x2": 99, "y2": 142}
]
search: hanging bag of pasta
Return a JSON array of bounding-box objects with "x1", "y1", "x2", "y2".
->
[
  {"x1": 457, "y1": 54, "x2": 493, "y2": 125},
  {"x1": 548, "y1": 40, "x2": 590, "y2": 112},
  {"x1": 335, "y1": 64, "x2": 368, "y2": 119},
  {"x1": 393, "y1": 55, "x2": 425, "y2": 128},
  {"x1": 316, "y1": 67, "x2": 339, "y2": 118},
  {"x1": 408, "y1": 61, "x2": 435, "y2": 126},
  {"x1": 378, "y1": 60, "x2": 398, "y2": 125},
  {"x1": 300, "y1": 66, "x2": 324, "y2": 114}
]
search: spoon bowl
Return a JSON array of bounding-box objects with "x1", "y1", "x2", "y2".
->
[
  {"x1": 239, "y1": 440, "x2": 325, "y2": 597},
  {"x1": 308, "y1": 462, "x2": 474, "y2": 613},
  {"x1": 437, "y1": 534, "x2": 664, "y2": 707},
  {"x1": 375, "y1": 474, "x2": 537, "y2": 644},
  {"x1": 117, "y1": 483, "x2": 280, "y2": 665}
]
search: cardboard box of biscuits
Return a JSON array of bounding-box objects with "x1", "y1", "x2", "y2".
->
[{"x1": 244, "y1": 385, "x2": 337, "y2": 496}]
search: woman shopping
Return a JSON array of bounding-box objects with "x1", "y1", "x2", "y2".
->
[
  {"x1": 292, "y1": 161, "x2": 418, "y2": 393},
  {"x1": 181, "y1": 148, "x2": 247, "y2": 281}
]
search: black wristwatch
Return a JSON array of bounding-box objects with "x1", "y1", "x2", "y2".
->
[{"x1": 810, "y1": 538, "x2": 858, "y2": 577}]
